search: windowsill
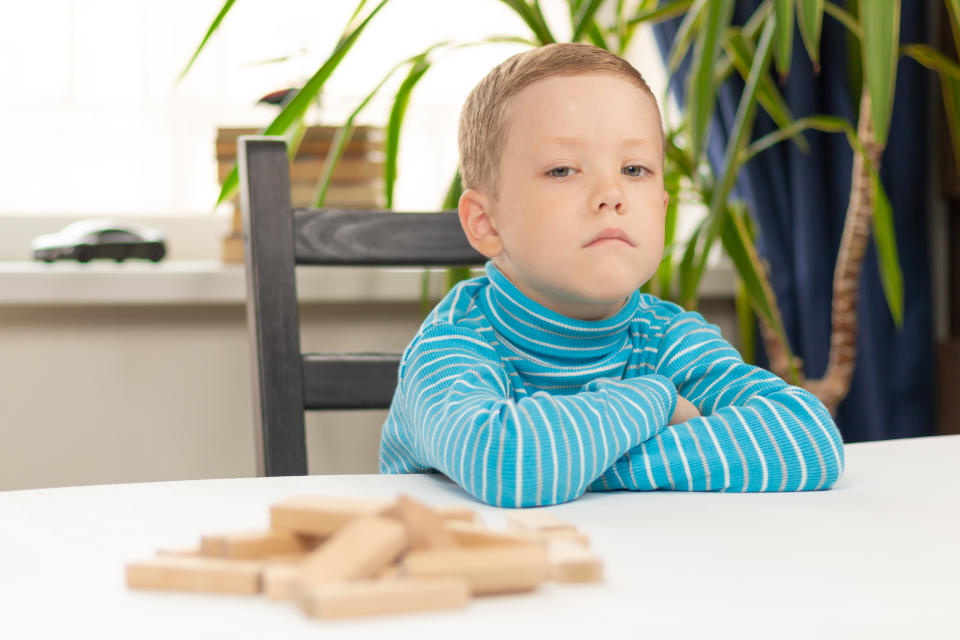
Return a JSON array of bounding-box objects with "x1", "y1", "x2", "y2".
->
[{"x1": 0, "y1": 260, "x2": 736, "y2": 306}]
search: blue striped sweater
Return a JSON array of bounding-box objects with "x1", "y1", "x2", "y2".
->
[{"x1": 379, "y1": 261, "x2": 845, "y2": 507}]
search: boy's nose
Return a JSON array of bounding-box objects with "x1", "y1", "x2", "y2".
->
[{"x1": 590, "y1": 177, "x2": 625, "y2": 214}]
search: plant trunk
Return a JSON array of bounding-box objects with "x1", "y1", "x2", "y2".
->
[{"x1": 759, "y1": 89, "x2": 883, "y2": 415}]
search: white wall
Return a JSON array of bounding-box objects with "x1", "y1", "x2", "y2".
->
[{"x1": 0, "y1": 294, "x2": 737, "y2": 492}]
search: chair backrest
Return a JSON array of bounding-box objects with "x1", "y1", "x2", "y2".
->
[{"x1": 239, "y1": 136, "x2": 485, "y2": 476}]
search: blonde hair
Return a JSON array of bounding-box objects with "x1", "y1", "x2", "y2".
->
[{"x1": 457, "y1": 42, "x2": 662, "y2": 200}]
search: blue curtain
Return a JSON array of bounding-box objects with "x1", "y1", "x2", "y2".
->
[{"x1": 654, "y1": 4, "x2": 934, "y2": 442}]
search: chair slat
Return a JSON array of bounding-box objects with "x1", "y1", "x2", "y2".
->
[
  {"x1": 240, "y1": 137, "x2": 308, "y2": 477},
  {"x1": 302, "y1": 354, "x2": 401, "y2": 409},
  {"x1": 293, "y1": 209, "x2": 484, "y2": 266}
]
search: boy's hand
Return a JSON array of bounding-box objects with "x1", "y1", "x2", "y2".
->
[{"x1": 669, "y1": 395, "x2": 701, "y2": 425}]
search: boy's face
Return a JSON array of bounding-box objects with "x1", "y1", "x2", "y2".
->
[{"x1": 459, "y1": 73, "x2": 668, "y2": 321}]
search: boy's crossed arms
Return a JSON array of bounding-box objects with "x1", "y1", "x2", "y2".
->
[{"x1": 380, "y1": 303, "x2": 844, "y2": 508}]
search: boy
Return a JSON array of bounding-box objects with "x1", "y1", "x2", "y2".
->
[{"x1": 379, "y1": 43, "x2": 844, "y2": 507}]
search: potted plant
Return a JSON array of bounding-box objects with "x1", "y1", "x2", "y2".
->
[{"x1": 180, "y1": 0, "x2": 957, "y2": 415}]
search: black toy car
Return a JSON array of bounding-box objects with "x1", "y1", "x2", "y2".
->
[{"x1": 32, "y1": 220, "x2": 167, "y2": 263}]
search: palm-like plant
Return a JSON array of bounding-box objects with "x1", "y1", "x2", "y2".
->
[{"x1": 181, "y1": 0, "x2": 958, "y2": 414}]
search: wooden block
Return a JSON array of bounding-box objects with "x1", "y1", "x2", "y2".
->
[
  {"x1": 271, "y1": 496, "x2": 393, "y2": 537},
  {"x1": 506, "y1": 510, "x2": 578, "y2": 533},
  {"x1": 401, "y1": 544, "x2": 548, "y2": 595},
  {"x1": 262, "y1": 552, "x2": 309, "y2": 565},
  {"x1": 263, "y1": 563, "x2": 304, "y2": 600},
  {"x1": 221, "y1": 232, "x2": 244, "y2": 264},
  {"x1": 216, "y1": 137, "x2": 384, "y2": 158},
  {"x1": 301, "y1": 516, "x2": 407, "y2": 585},
  {"x1": 547, "y1": 539, "x2": 603, "y2": 583},
  {"x1": 299, "y1": 578, "x2": 470, "y2": 619},
  {"x1": 200, "y1": 530, "x2": 309, "y2": 559},
  {"x1": 126, "y1": 556, "x2": 262, "y2": 594},
  {"x1": 444, "y1": 520, "x2": 543, "y2": 547},
  {"x1": 377, "y1": 564, "x2": 401, "y2": 579},
  {"x1": 541, "y1": 528, "x2": 591, "y2": 548},
  {"x1": 216, "y1": 125, "x2": 383, "y2": 145},
  {"x1": 155, "y1": 546, "x2": 200, "y2": 557},
  {"x1": 382, "y1": 494, "x2": 458, "y2": 550},
  {"x1": 434, "y1": 506, "x2": 480, "y2": 524},
  {"x1": 217, "y1": 157, "x2": 382, "y2": 183},
  {"x1": 289, "y1": 181, "x2": 385, "y2": 209}
]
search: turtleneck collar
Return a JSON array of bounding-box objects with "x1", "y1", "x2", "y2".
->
[{"x1": 477, "y1": 261, "x2": 640, "y2": 364}]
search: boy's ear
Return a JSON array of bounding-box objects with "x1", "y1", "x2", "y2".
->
[{"x1": 458, "y1": 189, "x2": 503, "y2": 258}]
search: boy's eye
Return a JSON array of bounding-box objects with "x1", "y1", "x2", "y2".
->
[
  {"x1": 623, "y1": 165, "x2": 649, "y2": 177},
  {"x1": 547, "y1": 167, "x2": 574, "y2": 178}
]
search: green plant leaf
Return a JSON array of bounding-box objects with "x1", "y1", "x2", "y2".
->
[
  {"x1": 687, "y1": 0, "x2": 735, "y2": 162},
  {"x1": 797, "y1": 0, "x2": 825, "y2": 65},
  {"x1": 823, "y1": 1, "x2": 863, "y2": 40},
  {"x1": 313, "y1": 55, "x2": 416, "y2": 207},
  {"x1": 285, "y1": 119, "x2": 308, "y2": 160},
  {"x1": 868, "y1": 167, "x2": 903, "y2": 326},
  {"x1": 571, "y1": 0, "x2": 604, "y2": 41},
  {"x1": 531, "y1": 0, "x2": 557, "y2": 43},
  {"x1": 498, "y1": 0, "x2": 555, "y2": 44},
  {"x1": 828, "y1": 119, "x2": 905, "y2": 327},
  {"x1": 665, "y1": 133, "x2": 695, "y2": 177},
  {"x1": 656, "y1": 170, "x2": 681, "y2": 299},
  {"x1": 345, "y1": 0, "x2": 372, "y2": 26},
  {"x1": 667, "y1": 0, "x2": 709, "y2": 72},
  {"x1": 744, "y1": 0, "x2": 775, "y2": 38},
  {"x1": 947, "y1": 0, "x2": 960, "y2": 57},
  {"x1": 734, "y1": 277, "x2": 757, "y2": 364},
  {"x1": 720, "y1": 206, "x2": 797, "y2": 379},
  {"x1": 274, "y1": 0, "x2": 391, "y2": 139},
  {"x1": 773, "y1": 0, "x2": 795, "y2": 78},
  {"x1": 431, "y1": 168, "x2": 473, "y2": 312},
  {"x1": 679, "y1": 219, "x2": 705, "y2": 308},
  {"x1": 689, "y1": 15, "x2": 777, "y2": 302},
  {"x1": 723, "y1": 29, "x2": 809, "y2": 152},
  {"x1": 902, "y1": 43, "x2": 960, "y2": 80},
  {"x1": 442, "y1": 168, "x2": 464, "y2": 210},
  {"x1": 628, "y1": 0, "x2": 694, "y2": 26},
  {"x1": 902, "y1": 45, "x2": 960, "y2": 171},
  {"x1": 859, "y1": 0, "x2": 900, "y2": 146},
  {"x1": 216, "y1": 0, "x2": 392, "y2": 206},
  {"x1": 385, "y1": 57, "x2": 432, "y2": 208},
  {"x1": 315, "y1": 36, "x2": 525, "y2": 209},
  {"x1": 719, "y1": 210, "x2": 776, "y2": 332},
  {"x1": 420, "y1": 270, "x2": 433, "y2": 317},
  {"x1": 584, "y1": 20, "x2": 610, "y2": 49},
  {"x1": 938, "y1": 71, "x2": 960, "y2": 180},
  {"x1": 176, "y1": 0, "x2": 235, "y2": 86},
  {"x1": 714, "y1": 3, "x2": 773, "y2": 86},
  {"x1": 740, "y1": 114, "x2": 850, "y2": 164}
]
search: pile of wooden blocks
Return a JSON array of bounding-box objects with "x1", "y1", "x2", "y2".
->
[{"x1": 126, "y1": 494, "x2": 603, "y2": 619}]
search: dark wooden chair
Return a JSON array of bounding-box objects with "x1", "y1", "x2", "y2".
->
[{"x1": 238, "y1": 136, "x2": 485, "y2": 476}]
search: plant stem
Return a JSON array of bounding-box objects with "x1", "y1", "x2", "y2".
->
[{"x1": 760, "y1": 89, "x2": 882, "y2": 414}]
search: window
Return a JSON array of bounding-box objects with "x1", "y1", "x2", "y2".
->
[{"x1": 0, "y1": 0, "x2": 672, "y2": 217}]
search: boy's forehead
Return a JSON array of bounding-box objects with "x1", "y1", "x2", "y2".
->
[
  {"x1": 506, "y1": 76, "x2": 662, "y2": 150},
  {"x1": 510, "y1": 74, "x2": 658, "y2": 124}
]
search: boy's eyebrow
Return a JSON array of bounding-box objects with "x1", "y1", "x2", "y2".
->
[{"x1": 544, "y1": 136, "x2": 658, "y2": 149}]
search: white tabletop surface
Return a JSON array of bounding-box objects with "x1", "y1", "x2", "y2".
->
[{"x1": 2, "y1": 435, "x2": 958, "y2": 639}]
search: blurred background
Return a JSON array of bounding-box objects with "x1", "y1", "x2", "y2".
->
[{"x1": 0, "y1": 0, "x2": 952, "y2": 491}]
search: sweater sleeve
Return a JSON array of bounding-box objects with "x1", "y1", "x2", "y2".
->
[
  {"x1": 591, "y1": 309, "x2": 845, "y2": 492},
  {"x1": 380, "y1": 322, "x2": 679, "y2": 507}
]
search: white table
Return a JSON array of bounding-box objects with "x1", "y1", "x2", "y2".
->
[{"x1": 2, "y1": 436, "x2": 958, "y2": 639}]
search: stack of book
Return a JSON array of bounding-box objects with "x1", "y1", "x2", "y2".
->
[{"x1": 217, "y1": 125, "x2": 386, "y2": 262}]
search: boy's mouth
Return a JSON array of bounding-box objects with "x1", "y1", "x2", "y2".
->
[{"x1": 584, "y1": 227, "x2": 634, "y2": 247}]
